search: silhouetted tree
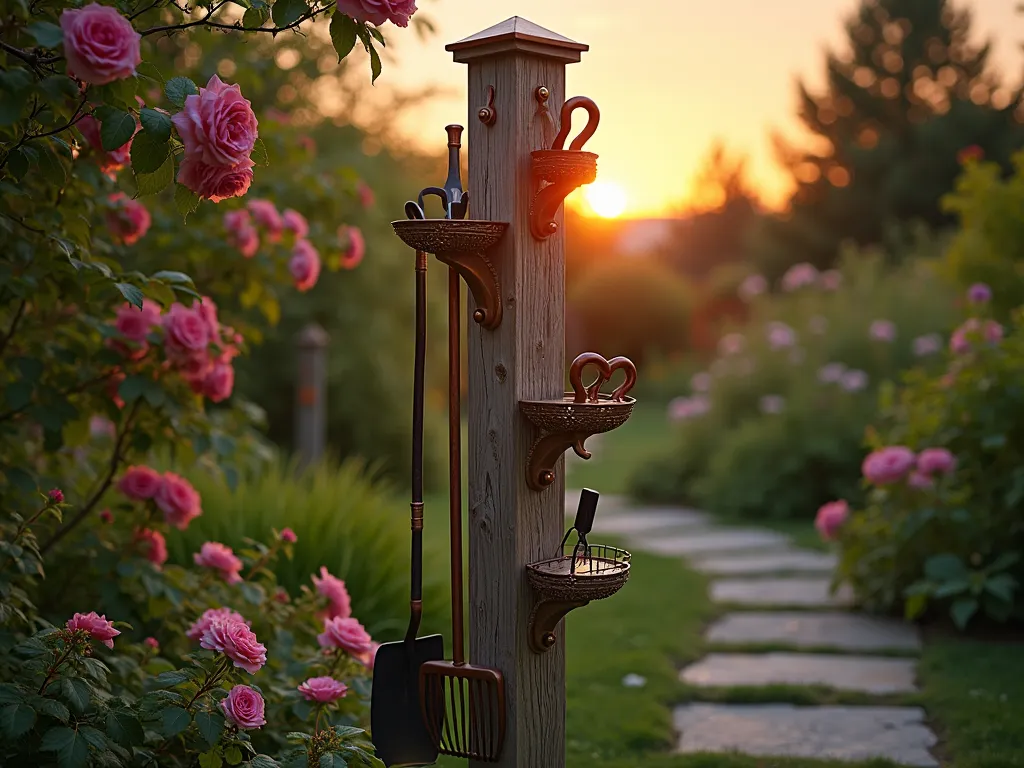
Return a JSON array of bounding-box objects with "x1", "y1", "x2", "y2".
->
[{"x1": 752, "y1": 0, "x2": 1024, "y2": 279}]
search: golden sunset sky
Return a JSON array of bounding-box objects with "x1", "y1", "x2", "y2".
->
[{"x1": 359, "y1": 0, "x2": 1021, "y2": 218}]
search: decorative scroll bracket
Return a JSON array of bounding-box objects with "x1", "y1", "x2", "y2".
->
[
  {"x1": 527, "y1": 598, "x2": 589, "y2": 653},
  {"x1": 435, "y1": 249, "x2": 502, "y2": 330},
  {"x1": 525, "y1": 430, "x2": 593, "y2": 491}
]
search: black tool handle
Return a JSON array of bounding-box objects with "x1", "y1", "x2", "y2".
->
[
  {"x1": 406, "y1": 250, "x2": 428, "y2": 645},
  {"x1": 574, "y1": 488, "x2": 600, "y2": 536},
  {"x1": 443, "y1": 125, "x2": 464, "y2": 206}
]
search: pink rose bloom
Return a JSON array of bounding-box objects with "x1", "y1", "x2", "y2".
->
[
  {"x1": 155, "y1": 471, "x2": 202, "y2": 530},
  {"x1": 194, "y1": 541, "x2": 243, "y2": 584},
  {"x1": 115, "y1": 299, "x2": 161, "y2": 342},
  {"x1": 48, "y1": 488, "x2": 64, "y2": 503},
  {"x1": 229, "y1": 225, "x2": 259, "y2": 258},
  {"x1": 144, "y1": 637, "x2": 159, "y2": 650},
  {"x1": 817, "y1": 363, "x2": 845, "y2": 383},
  {"x1": 869, "y1": 319, "x2": 896, "y2": 342},
  {"x1": 186, "y1": 607, "x2": 248, "y2": 642},
  {"x1": 907, "y1": 470, "x2": 934, "y2": 489},
  {"x1": 819, "y1": 269, "x2": 843, "y2": 291},
  {"x1": 66, "y1": 611, "x2": 120, "y2": 649},
  {"x1": 89, "y1": 415, "x2": 116, "y2": 438},
  {"x1": 60, "y1": 3, "x2": 141, "y2": 85},
  {"x1": 282, "y1": 209, "x2": 309, "y2": 238},
  {"x1": 174, "y1": 350, "x2": 213, "y2": 385},
  {"x1": 298, "y1": 676, "x2": 349, "y2": 703},
  {"x1": 117, "y1": 465, "x2": 163, "y2": 500},
  {"x1": 312, "y1": 566, "x2": 352, "y2": 619},
  {"x1": 317, "y1": 616, "x2": 372, "y2": 656},
  {"x1": 77, "y1": 114, "x2": 133, "y2": 173},
  {"x1": 247, "y1": 199, "x2": 283, "y2": 239},
  {"x1": 862, "y1": 446, "x2": 916, "y2": 485},
  {"x1": 759, "y1": 394, "x2": 785, "y2": 414},
  {"x1": 177, "y1": 156, "x2": 254, "y2": 203},
  {"x1": 781, "y1": 262, "x2": 819, "y2": 292},
  {"x1": 220, "y1": 685, "x2": 266, "y2": 729},
  {"x1": 357, "y1": 641, "x2": 380, "y2": 670},
  {"x1": 717, "y1": 333, "x2": 745, "y2": 356},
  {"x1": 290, "y1": 240, "x2": 321, "y2": 292},
  {"x1": 690, "y1": 372, "x2": 712, "y2": 393},
  {"x1": 273, "y1": 588, "x2": 290, "y2": 604},
  {"x1": 338, "y1": 225, "x2": 365, "y2": 270},
  {"x1": 950, "y1": 318, "x2": 1003, "y2": 354},
  {"x1": 337, "y1": 0, "x2": 417, "y2": 27},
  {"x1": 106, "y1": 192, "x2": 151, "y2": 245},
  {"x1": 223, "y1": 209, "x2": 250, "y2": 233},
  {"x1": 201, "y1": 361, "x2": 234, "y2": 403},
  {"x1": 667, "y1": 395, "x2": 710, "y2": 422},
  {"x1": 913, "y1": 333, "x2": 943, "y2": 357},
  {"x1": 164, "y1": 302, "x2": 210, "y2": 354},
  {"x1": 839, "y1": 369, "x2": 869, "y2": 392},
  {"x1": 200, "y1": 618, "x2": 267, "y2": 674},
  {"x1": 766, "y1": 322, "x2": 796, "y2": 349},
  {"x1": 171, "y1": 75, "x2": 258, "y2": 168},
  {"x1": 814, "y1": 500, "x2": 848, "y2": 542},
  {"x1": 738, "y1": 274, "x2": 767, "y2": 300},
  {"x1": 279, "y1": 528, "x2": 297, "y2": 543},
  {"x1": 967, "y1": 283, "x2": 992, "y2": 304},
  {"x1": 917, "y1": 447, "x2": 957, "y2": 476},
  {"x1": 135, "y1": 528, "x2": 168, "y2": 567},
  {"x1": 357, "y1": 181, "x2": 375, "y2": 209},
  {"x1": 99, "y1": 509, "x2": 114, "y2": 524}
]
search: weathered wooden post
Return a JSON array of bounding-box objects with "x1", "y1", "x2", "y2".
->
[
  {"x1": 294, "y1": 322, "x2": 329, "y2": 469},
  {"x1": 446, "y1": 18, "x2": 589, "y2": 768}
]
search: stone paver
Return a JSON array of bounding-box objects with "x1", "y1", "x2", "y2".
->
[
  {"x1": 628, "y1": 529, "x2": 790, "y2": 556},
  {"x1": 706, "y1": 612, "x2": 922, "y2": 652},
  {"x1": 593, "y1": 509, "x2": 711, "y2": 536},
  {"x1": 680, "y1": 652, "x2": 918, "y2": 693},
  {"x1": 711, "y1": 577, "x2": 854, "y2": 607},
  {"x1": 692, "y1": 550, "x2": 836, "y2": 576},
  {"x1": 673, "y1": 703, "x2": 938, "y2": 766}
]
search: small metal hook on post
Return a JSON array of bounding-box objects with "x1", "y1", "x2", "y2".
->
[
  {"x1": 478, "y1": 85, "x2": 497, "y2": 126},
  {"x1": 534, "y1": 85, "x2": 556, "y2": 147}
]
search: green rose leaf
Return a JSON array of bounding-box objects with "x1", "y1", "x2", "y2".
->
[
  {"x1": 137, "y1": 61, "x2": 165, "y2": 84},
  {"x1": 151, "y1": 670, "x2": 191, "y2": 689},
  {"x1": 250, "y1": 137, "x2": 269, "y2": 166},
  {"x1": 369, "y1": 44, "x2": 382, "y2": 84},
  {"x1": 195, "y1": 710, "x2": 224, "y2": 748},
  {"x1": 330, "y1": 13, "x2": 358, "y2": 61},
  {"x1": 115, "y1": 283, "x2": 145, "y2": 310},
  {"x1": 174, "y1": 183, "x2": 201, "y2": 220},
  {"x1": 200, "y1": 751, "x2": 224, "y2": 768},
  {"x1": 0, "y1": 70, "x2": 33, "y2": 126},
  {"x1": 165, "y1": 77, "x2": 199, "y2": 109},
  {"x1": 97, "y1": 107, "x2": 136, "y2": 151},
  {"x1": 950, "y1": 597, "x2": 979, "y2": 629},
  {"x1": 27, "y1": 21, "x2": 63, "y2": 48},
  {"x1": 58, "y1": 678, "x2": 90, "y2": 715},
  {"x1": 152, "y1": 270, "x2": 194, "y2": 285},
  {"x1": 140, "y1": 107, "x2": 173, "y2": 141},
  {"x1": 367, "y1": 25, "x2": 385, "y2": 46},
  {"x1": 272, "y1": 0, "x2": 308, "y2": 27},
  {"x1": 135, "y1": 153, "x2": 174, "y2": 197},
  {"x1": 243, "y1": 5, "x2": 270, "y2": 27},
  {"x1": 0, "y1": 702, "x2": 36, "y2": 738},
  {"x1": 131, "y1": 131, "x2": 170, "y2": 175},
  {"x1": 161, "y1": 706, "x2": 191, "y2": 737},
  {"x1": 40, "y1": 726, "x2": 88, "y2": 768},
  {"x1": 924, "y1": 553, "x2": 968, "y2": 582},
  {"x1": 225, "y1": 745, "x2": 243, "y2": 765},
  {"x1": 37, "y1": 699, "x2": 70, "y2": 724},
  {"x1": 251, "y1": 756, "x2": 282, "y2": 768},
  {"x1": 0, "y1": 685, "x2": 23, "y2": 705}
]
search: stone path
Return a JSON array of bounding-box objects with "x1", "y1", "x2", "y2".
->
[{"x1": 576, "y1": 492, "x2": 937, "y2": 766}]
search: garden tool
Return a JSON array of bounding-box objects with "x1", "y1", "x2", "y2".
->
[
  {"x1": 562, "y1": 489, "x2": 600, "y2": 570},
  {"x1": 371, "y1": 248, "x2": 444, "y2": 768},
  {"x1": 418, "y1": 258, "x2": 506, "y2": 761},
  {"x1": 442, "y1": 125, "x2": 470, "y2": 220}
]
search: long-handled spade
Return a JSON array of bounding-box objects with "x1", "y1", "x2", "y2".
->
[{"x1": 371, "y1": 247, "x2": 444, "y2": 767}]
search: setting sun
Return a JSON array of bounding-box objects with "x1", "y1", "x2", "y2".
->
[{"x1": 583, "y1": 182, "x2": 628, "y2": 219}]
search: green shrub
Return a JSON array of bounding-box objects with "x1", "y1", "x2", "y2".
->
[
  {"x1": 165, "y1": 459, "x2": 450, "y2": 641},
  {"x1": 835, "y1": 306, "x2": 1024, "y2": 629}
]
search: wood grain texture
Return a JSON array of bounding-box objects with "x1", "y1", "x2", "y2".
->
[{"x1": 464, "y1": 52, "x2": 570, "y2": 768}]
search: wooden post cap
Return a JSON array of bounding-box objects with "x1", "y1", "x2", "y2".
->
[{"x1": 447, "y1": 16, "x2": 588, "y2": 63}]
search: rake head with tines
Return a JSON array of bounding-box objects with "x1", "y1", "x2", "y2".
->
[{"x1": 419, "y1": 661, "x2": 505, "y2": 761}]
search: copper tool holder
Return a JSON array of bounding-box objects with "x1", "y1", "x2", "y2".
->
[
  {"x1": 526, "y1": 543, "x2": 631, "y2": 653},
  {"x1": 519, "y1": 393, "x2": 635, "y2": 491},
  {"x1": 392, "y1": 219, "x2": 508, "y2": 330},
  {"x1": 529, "y1": 95, "x2": 600, "y2": 240}
]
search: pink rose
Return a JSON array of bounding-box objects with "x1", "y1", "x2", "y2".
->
[
  {"x1": 819, "y1": 270, "x2": 843, "y2": 291},
  {"x1": 163, "y1": 302, "x2": 210, "y2": 354},
  {"x1": 869, "y1": 319, "x2": 897, "y2": 343},
  {"x1": 357, "y1": 181, "x2": 375, "y2": 209},
  {"x1": 60, "y1": 3, "x2": 141, "y2": 85},
  {"x1": 298, "y1": 676, "x2": 349, "y2": 703},
  {"x1": 106, "y1": 192, "x2": 151, "y2": 245},
  {"x1": 186, "y1": 607, "x2": 247, "y2": 642},
  {"x1": 193, "y1": 541, "x2": 243, "y2": 584},
  {"x1": 738, "y1": 274, "x2": 767, "y2": 300},
  {"x1": 171, "y1": 75, "x2": 258, "y2": 168},
  {"x1": 200, "y1": 618, "x2": 267, "y2": 674},
  {"x1": 814, "y1": 500, "x2": 848, "y2": 542},
  {"x1": 115, "y1": 299, "x2": 161, "y2": 342},
  {"x1": 175, "y1": 350, "x2": 213, "y2": 384},
  {"x1": 66, "y1": 611, "x2": 120, "y2": 649},
  {"x1": 766, "y1": 321, "x2": 796, "y2": 349},
  {"x1": 201, "y1": 361, "x2": 234, "y2": 403},
  {"x1": 90, "y1": 415, "x2": 116, "y2": 438},
  {"x1": 968, "y1": 283, "x2": 992, "y2": 304},
  {"x1": 289, "y1": 240, "x2": 321, "y2": 292},
  {"x1": 913, "y1": 333, "x2": 943, "y2": 357},
  {"x1": 282, "y1": 209, "x2": 309, "y2": 238},
  {"x1": 312, "y1": 567, "x2": 352, "y2": 619},
  {"x1": 230, "y1": 225, "x2": 259, "y2": 258},
  {"x1": 77, "y1": 114, "x2": 132, "y2": 173},
  {"x1": 318, "y1": 616, "x2": 372, "y2": 656},
  {"x1": 177, "y1": 155, "x2": 253, "y2": 203},
  {"x1": 144, "y1": 637, "x2": 159, "y2": 650},
  {"x1": 781, "y1": 262, "x2": 818, "y2": 292},
  {"x1": 917, "y1": 447, "x2": 957, "y2": 476},
  {"x1": 279, "y1": 528, "x2": 297, "y2": 543},
  {"x1": 155, "y1": 471, "x2": 202, "y2": 529},
  {"x1": 357, "y1": 641, "x2": 380, "y2": 670},
  {"x1": 718, "y1": 333, "x2": 744, "y2": 356},
  {"x1": 338, "y1": 225, "x2": 365, "y2": 270},
  {"x1": 135, "y1": 528, "x2": 168, "y2": 567},
  {"x1": 117, "y1": 465, "x2": 163, "y2": 500},
  {"x1": 48, "y1": 488, "x2": 64, "y2": 503},
  {"x1": 99, "y1": 509, "x2": 114, "y2": 524},
  {"x1": 862, "y1": 446, "x2": 916, "y2": 485},
  {"x1": 950, "y1": 318, "x2": 1003, "y2": 354},
  {"x1": 223, "y1": 209, "x2": 250, "y2": 233},
  {"x1": 220, "y1": 685, "x2": 266, "y2": 729},
  {"x1": 247, "y1": 199, "x2": 283, "y2": 239},
  {"x1": 336, "y1": 0, "x2": 417, "y2": 27},
  {"x1": 907, "y1": 470, "x2": 934, "y2": 489}
]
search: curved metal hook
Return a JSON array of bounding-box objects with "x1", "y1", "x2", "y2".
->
[
  {"x1": 417, "y1": 187, "x2": 449, "y2": 218},
  {"x1": 551, "y1": 96, "x2": 601, "y2": 152},
  {"x1": 586, "y1": 356, "x2": 638, "y2": 402},
  {"x1": 568, "y1": 352, "x2": 611, "y2": 404}
]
